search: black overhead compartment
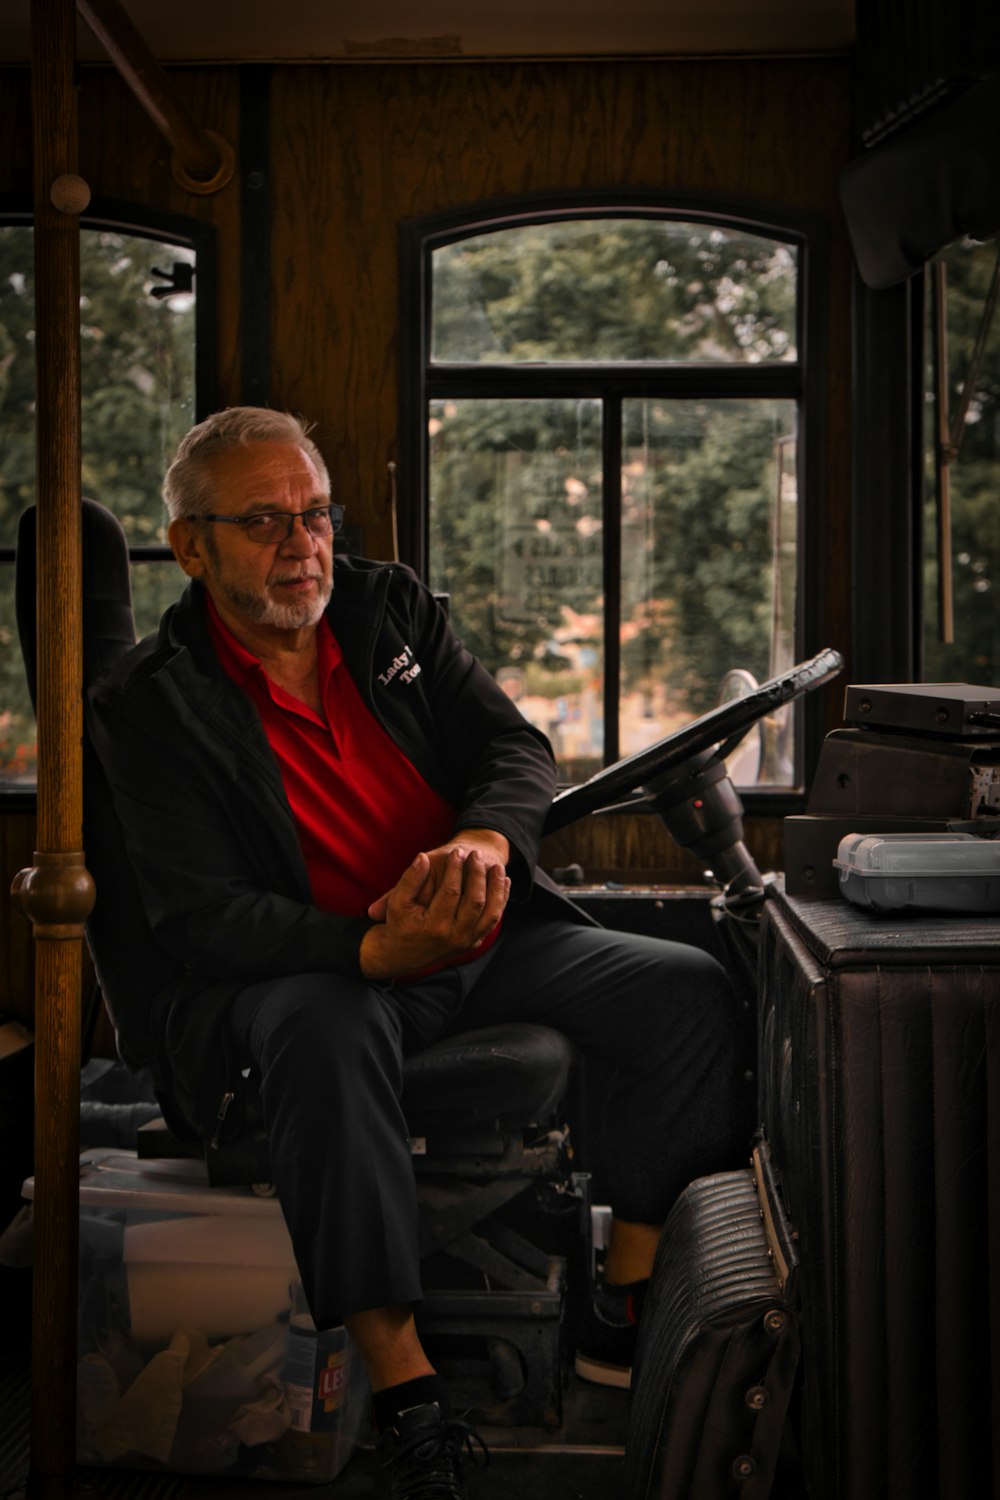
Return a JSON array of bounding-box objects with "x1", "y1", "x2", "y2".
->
[{"x1": 839, "y1": 0, "x2": 1000, "y2": 289}]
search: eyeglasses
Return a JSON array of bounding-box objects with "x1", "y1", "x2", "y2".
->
[{"x1": 189, "y1": 504, "x2": 345, "y2": 545}]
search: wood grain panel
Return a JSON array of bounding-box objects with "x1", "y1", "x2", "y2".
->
[
  {"x1": 541, "y1": 809, "x2": 785, "y2": 887},
  {"x1": 0, "y1": 70, "x2": 33, "y2": 195}
]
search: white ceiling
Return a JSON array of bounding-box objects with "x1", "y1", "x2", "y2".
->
[{"x1": 0, "y1": 0, "x2": 855, "y2": 65}]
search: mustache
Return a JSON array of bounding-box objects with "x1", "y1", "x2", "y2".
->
[{"x1": 268, "y1": 569, "x2": 324, "y2": 584}]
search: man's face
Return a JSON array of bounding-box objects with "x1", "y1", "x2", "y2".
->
[{"x1": 170, "y1": 441, "x2": 335, "y2": 638}]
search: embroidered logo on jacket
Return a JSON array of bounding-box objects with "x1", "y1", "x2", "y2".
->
[{"x1": 378, "y1": 645, "x2": 422, "y2": 687}]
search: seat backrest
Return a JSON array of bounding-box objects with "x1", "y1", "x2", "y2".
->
[{"x1": 15, "y1": 499, "x2": 168, "y2": 1072}]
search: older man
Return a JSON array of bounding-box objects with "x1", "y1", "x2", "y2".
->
[{"x1": 87, "y1": 407, "x2": 744, "y2": 1500}]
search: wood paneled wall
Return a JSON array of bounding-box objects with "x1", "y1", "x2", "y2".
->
[
  {"x1": 0, "y1": 53, "x2": 852, "y2": 1028},
  {"x1": 2, "y1": 54, "x2": 854, "y2": 544},
  {"x1": 267, "y1": 60, "x2": 853, "y2": 571}
]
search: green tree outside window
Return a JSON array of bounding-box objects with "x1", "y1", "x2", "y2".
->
[
  {"x1": 923, "y1": 238, "x2": 1000, "y2": 689},
  {"x1": 427, "y1": 216, "x2": 800, "y2": 784},
  {"x1": 0, "y1": 226, "x2": 195, "y2": 786}
]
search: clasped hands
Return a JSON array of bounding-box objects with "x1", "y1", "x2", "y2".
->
[{"x1": 359, "y1": 827, "x2": 510, "y2": 980}]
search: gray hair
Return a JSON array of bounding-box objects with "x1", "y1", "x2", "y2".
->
[{"x1": 163, "y1": 407, "x2": 330, "y2": 522}]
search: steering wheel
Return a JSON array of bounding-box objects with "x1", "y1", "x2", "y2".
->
[{"x1": 543, "y1": 647, "x2": 843, "y2": 836}]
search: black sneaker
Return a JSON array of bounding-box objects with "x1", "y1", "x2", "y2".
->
[
  {"x1": 378, "y1": 1401, "x2": 488, "y2": 1500},
  {"x1": 573, "y1": 1279, "x2": 646, "y2": 1389}
]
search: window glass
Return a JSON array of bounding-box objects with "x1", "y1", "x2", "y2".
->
[
  {"x1": 0, "y1": 225, "x2": 195, "y2": 788},
  {"x1": 432, "y1": 219, "x2": 797, "y2": 365},
  {"x1": 425, "y1": 213, "x2": 804, "y2": 787},
  {"x1": 130, "y1": 558, "x2": 189, "y2": 640},
  {"x1": 923, "y1": 239, "x2": 1000, "y2": 687},
  {"x1": 429, "y1": 397, "x2": 604, "y2": 779},
  {"x1": 79, "y1": 233, "x2": 195, "y2": 544},
  {"x1": 621, "y1": 398, "x2": 798, "y2": 780}
]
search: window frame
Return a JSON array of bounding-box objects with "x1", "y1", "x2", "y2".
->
[
  {"x1": 0, "y1": 197, "x2": 216, "y2": 808},
  {"x1": 400, "y1": 190, "x2": 831, "y2": 807}
]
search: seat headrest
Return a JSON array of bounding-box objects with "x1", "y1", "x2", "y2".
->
[
  {"x1": 15, "y1": 497, "x2": 159, "y2": 1074},
  {"x1": 15, "y1": 498, "x2": 137, "y2": 704}
]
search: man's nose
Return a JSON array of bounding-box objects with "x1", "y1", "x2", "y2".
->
[{"x1": 280, "y1": 515, "x2": 319, "y2": 554}]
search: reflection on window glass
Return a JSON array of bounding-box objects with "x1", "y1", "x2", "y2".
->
[
  {"x1": 432, "y1": 219, "x2": 797, "y2": 365},
  {"x1": 429, "y1": 398, "x2": 604, "y2": 781},
  {"x1": 621, "y1": 399, "x2": 797, "y2": 780},
  {"x1": 0, "y1": 225, "x2": 196, "y2": 788},
  {"x1": 923, "y1": 239, "x2": 1000, "y2": 688}
]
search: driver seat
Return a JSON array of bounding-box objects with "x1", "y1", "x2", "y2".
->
[{"x1": 15, "y1": 497, "x2": 578, "y2": 1427}]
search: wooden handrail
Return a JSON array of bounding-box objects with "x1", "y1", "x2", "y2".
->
[
  {"x1": 76, "y1": 0, "x2": 234, "y2": 194},
  {"x1": 20, "y1": 5, "x2": 230, "y2": 1491},
  {"x1": 21, "y1": 1, "x2": 93, "y2": 1494}
]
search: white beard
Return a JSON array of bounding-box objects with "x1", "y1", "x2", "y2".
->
[{"x1": 216, "y1": 576, "x2": 333, "y2": 631}]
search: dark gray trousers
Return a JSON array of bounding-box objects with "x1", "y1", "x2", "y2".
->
[{"x1": 227, "y1": 894, "x2": 745, "y2": 1326}]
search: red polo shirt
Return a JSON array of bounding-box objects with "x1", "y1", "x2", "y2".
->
[{"x1": 206, "y1": 598, "x2": 501, "y2": 970}]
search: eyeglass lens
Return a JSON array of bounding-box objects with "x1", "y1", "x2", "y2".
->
[{"x1": 245, "y1": 506, "x2": 342, "y2": 542}]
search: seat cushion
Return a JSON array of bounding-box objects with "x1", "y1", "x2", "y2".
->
[
  {"x1": 139, "y1": 1022, "x2": 577, "y2": 1183},
  {"x1": 401, "y1": 1023, "x2": 575, "y2": 1135}
]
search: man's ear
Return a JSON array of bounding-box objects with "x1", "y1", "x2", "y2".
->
[{"x1": 169, "y1": 517, "x2": 209, "y2": 579}]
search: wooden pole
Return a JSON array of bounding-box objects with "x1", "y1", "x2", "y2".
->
[
  {"x1": 76, "y1": 0, "x2": 234, "y2": 194},
  {"x1": 16, "y1": 1, "x2": 95, "y2": 1493}
]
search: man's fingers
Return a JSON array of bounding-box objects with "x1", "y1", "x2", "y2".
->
[
  {"x1": 367, "y1": 890, "x2": 390, "y2": 921},
  {"x1": 424, "y1": 847, "x2": 468, "y2": 915},
  {"x1": 367, "y1": 853, "x2": 430, "y2": 921},
  {"x1": 361, "y1": 850, "x2": 509, "y2": 980},
  {"x1": 430, "y1": 852, "x2": 509, "y2": 945},
  {"x1": 477, "y1": 864, "x2": 511, "y2": 934},
  {"x1": 389, "y1": 852, "x2": 432, "y2": 907}
]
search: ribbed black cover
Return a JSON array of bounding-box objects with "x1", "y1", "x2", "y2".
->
[
  {"x1": 625, "y1": 1170, "x2": 799, "y2": 1500},
  {"x1": 759, "y1": 889, "x2": 1000, "y2": 1500}
]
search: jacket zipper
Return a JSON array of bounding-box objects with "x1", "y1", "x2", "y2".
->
[{"x1": 211, "y1": 1089, "x2": 235, "y2": 1149}]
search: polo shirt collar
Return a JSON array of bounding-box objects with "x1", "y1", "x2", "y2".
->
[{"x1": 204, "y1": 591, "x2": 344, "y2": 706}]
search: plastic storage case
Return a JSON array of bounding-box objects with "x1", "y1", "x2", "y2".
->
[
  {"x1": 834, "y1": 832, "x2": 1000, "y2": 914},
  {"x1": 22, "y1": 1149, "x2": 369, "y2": 1483}
]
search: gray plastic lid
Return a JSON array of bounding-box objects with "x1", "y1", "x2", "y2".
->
[{"x1": 835, "y1": 832, "x2": 1000, "y2": 878}]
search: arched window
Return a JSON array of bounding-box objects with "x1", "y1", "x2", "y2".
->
[
  {"x1": 401, "y1": 200, "x2": 827, "y2": 793},
  {"x1": 0, "y1": 206, "x2": 214, "y2": 793}
]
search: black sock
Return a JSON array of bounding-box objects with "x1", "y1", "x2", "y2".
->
[
  {"x1": 372, "y1": 1373, "x2": 450, "y2": 1432},
  {"x1": 595, "y1": 1277, "x2": 649, "y2": 1327}
]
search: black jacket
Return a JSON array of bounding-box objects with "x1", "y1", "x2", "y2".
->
[{"x1": 86, "y1": 555, "x2": 564, "y2": 1138}]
